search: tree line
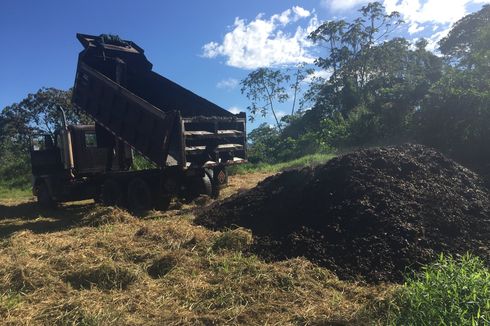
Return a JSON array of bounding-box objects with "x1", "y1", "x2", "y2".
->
[
  {"x1": 243, "y1": 3, "x2": 490, "y2": 177},
  {"x1": 0, "y1": 88, "x2": 90, "y2": 188}
]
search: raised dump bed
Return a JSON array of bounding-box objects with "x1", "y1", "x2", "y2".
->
[{"x1": 72, "y1": 33, "x2": 246, "y2": 169}]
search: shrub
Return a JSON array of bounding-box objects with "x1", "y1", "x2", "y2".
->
[{"x1": 389, "y1": 253, "x2": 490, "y2": 325}]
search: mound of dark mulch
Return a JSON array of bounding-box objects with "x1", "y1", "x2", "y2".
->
[{"x1": 196, "y1": 144, "x2": 490, "y2": 282}]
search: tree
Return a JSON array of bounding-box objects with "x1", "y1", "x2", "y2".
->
[
  {"x1": 364, "y1": 38, "x2": 442, "y2": 138},
  {"x1": 289, "y1": 64, "x2": 313, "y2": 116},
  {"x1": 240, "y1": 1, "x2": 489, "y2": 169},
  {"x1": 309, "y1": 19, "x2": 346, "y2": 93},
  {"x1": 240, "y1": 68, "x2": 289, "y2": 130},
  {"x1": 0, "y1": 87, "x2": 91, "y2": 187},
  {"x1": 247, "y1": 123, "x2": 280, "y2": 163},
  {"x1": 307, "y1": 2, "x2": 403, "y2": 118},
  {"x1": 240, "y1": 66, "x2": 311, "y2": 130},
  {"x1": 297, "y1": 2, "x2": 444, "y2": 146},
  {"x1": 439, "y1": 4, "x2": 490, "y2": 67},
  {"x1": 415, "y1": 5, "x2": 490, "y2": 172},
  {"x1": 1, "y1": 87, "x2": 91, "y2": 139}
]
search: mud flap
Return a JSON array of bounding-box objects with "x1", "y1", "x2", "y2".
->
[{"x1": 212, "y1": 166, "x2": 228, "y2": 187}]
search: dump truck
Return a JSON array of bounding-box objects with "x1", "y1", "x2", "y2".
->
[{"x1": 30, "y1": 33, "x2": 247, "y2": 210}]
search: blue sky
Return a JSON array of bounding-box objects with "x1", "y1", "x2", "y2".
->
[{"x1": 1, "y1": 0, "x2": 488, "y2": 130}]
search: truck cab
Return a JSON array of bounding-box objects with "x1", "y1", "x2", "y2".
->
[{"x1": 31, "y1": 122, "x2": 132, "y2": 207}]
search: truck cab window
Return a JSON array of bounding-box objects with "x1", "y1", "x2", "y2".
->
[
  {"x1": 31, "y1": 135, "x2": 53, "y2": 151},
  {"x1": 31, "y1": 136, "x2": 45, "y2": 151},
  {"x1": 85, "y1": 132, "x2": 97, "y2": 148},
  {"x1": 56, "y1": 133, "x2": 62, "y2": 149}
]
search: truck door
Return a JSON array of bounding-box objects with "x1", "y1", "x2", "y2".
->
[
  {"x1": 30, "y1": 134, "x2": 64, "y2": 176},
  {"x1": 70, "y1": 127, "x2": 111, "y2": 174}
]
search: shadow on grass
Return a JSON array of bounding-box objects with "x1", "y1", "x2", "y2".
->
[{"x1": 0, "y1": 201, "x2": 95, "y2": 237}]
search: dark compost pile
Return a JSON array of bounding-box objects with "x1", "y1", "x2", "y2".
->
[{"x1": 196, "y1": 144, "x2": 490, "y2": 282}]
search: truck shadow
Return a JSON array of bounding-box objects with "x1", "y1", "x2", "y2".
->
[{"x1": 0, "y1": 201, "x2": 94, "y2": 238}]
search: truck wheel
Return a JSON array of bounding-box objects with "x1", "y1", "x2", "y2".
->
[
  {"x1": 202, "y1": 172, "x2": 214, "y2": 197},
  {"x1": 101, "y1": 178, "x2": 124, "y2": 207},
  {"x1": 37, "y1": 182, "x2": 55, "y2": 209},
  {"x1": 204, "y1": 169, "x2": 220, "y2": 199},
  {"x1": 127, "y1": 177, "x2": 153, "y2": 211},
  {"x1": 154, "y1": 195, "x2": 172, "y2": 211},
  {"x1": 184, "y1": 173, "x2": 212, "y2": 201}
]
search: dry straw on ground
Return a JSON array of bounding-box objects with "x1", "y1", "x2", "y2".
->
[
  {"x1": 79, "y1": 206, "x2": 135, "y2": 227},
  {"x1": 0, "y1": 173, "x2": 394, "y2": 325}
]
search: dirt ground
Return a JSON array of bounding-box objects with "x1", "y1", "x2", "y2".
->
[
  {"x1": 0, "y1": 172, "x2": 394, "y2": 325},
  {"x1": 197, "y1": 145, "x2": 490, "y2": 283}
]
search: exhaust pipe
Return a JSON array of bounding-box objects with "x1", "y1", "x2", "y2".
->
[{"x1": 57, "y1": 106, "x2": 75, "y2": 176}]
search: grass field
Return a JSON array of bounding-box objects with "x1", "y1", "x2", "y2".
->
[
  {"x1": 0, "y1": 171, "x2": 397, "y2": 325},
  {"x1": 0, "y1": 185, "x2": 32, "y2": 201},
  {"x1": 1, "y1": 158, "x2": 488, "y2": 325},
  {"x1": 229, "y1": 153, "x2": 336, "y2": 175}
]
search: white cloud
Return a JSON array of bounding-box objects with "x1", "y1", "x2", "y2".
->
[
  {"x1": 321, "y1": 0, "x2": 369, "y2": 11},
  {"x1": 272, "y1": 6, "x2": 311, "y2": 25},
  {"x1": 304, "y1": 69, "x2": 333, "y2": 83},
  {"x1": 321, "y1": 0, "x2": 489, "y2": 38},
  {"x1": 425, "y1": 27, "x2": 452, "y2": 52},
  {"x1": 408, "y1": 22, "x2": 424, "y2": 34},
  {"x1": 382, "y1": 0, "x2": 490, "y2": 51},
  {"x1": 202, "y1": 42, "x2": 221, "y2": 58},
  {"x1": 292, "y1": 6, "x2": 311, "y2": 19},
  {"x1": 384, "y1": 0, "x2": 490, "y2": 36},
  {"x1": 227, "y1": 106, "x2": 241, "y2": 114},
  {"x1": 202, "y1": 6, "x2": 319, "y2": 69},
  {"x1": 384, "y1": 0, "x2": 466, "y2": 25},
  {"x1": 276, "y1": 110, "x2": 287, "y2": 119},
  {"x1": 216, "y1": 78, "x2": 239, "y2": 90}
]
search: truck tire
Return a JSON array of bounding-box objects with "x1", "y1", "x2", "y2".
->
[
  {"x1": 37, "y1": 182, "x2": 55, "y2": 209},
  {"x1": 184, "y1": 173, "x2": 213, "y2": 201},
  {"x1": 202, "y1": 172, "x2": 214, "y2": 197},
  {"x1": 127, "y1": 177, "x2": 153, "y2": 211},
  {"x1": 101, "y1": 178, "x2": 124, "y2": 207},
  {"x1": 154, "y1": 195, "x2": 172, "y2": 211},
  {"x1": 204, "y1": 169, "x2": 220, "y2": 199}
]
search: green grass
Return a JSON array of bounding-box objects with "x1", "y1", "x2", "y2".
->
[
  {"x1": 388, "y1": 253, "x2": 490, "y2": 326},
  {"x1": 0, "y1": 291, "x2": 23, "y2": 312},
  {"x1": 0, "y1": 184, "x2": 32, "y2": 200},
  {"x1": 229, "y1": 152, "x2": 336, "y2": 175}
]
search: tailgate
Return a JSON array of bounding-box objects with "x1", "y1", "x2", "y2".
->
[{"x1": 181, "y1": 115, "x2": 247, "y2": 167}]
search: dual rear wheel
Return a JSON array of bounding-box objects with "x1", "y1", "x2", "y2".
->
[
  {"x1": 184, "y1": 171, "x2": 219, "y2": 201},
  {"x1": 36, "y1": 182, "x2": 56, "y2": 209},
  {"x1": 101, "y1": 177, "x2": 171, "y2": 212},
  {"x1": 101, "y1": 178, "x2": 124, "y2": 207},
  {"x1": 100, "y1": 169, "x2": 223, "y2": 212}
]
